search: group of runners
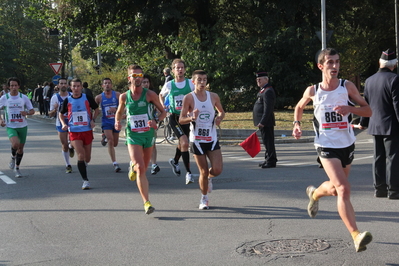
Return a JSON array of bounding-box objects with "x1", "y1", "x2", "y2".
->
[{"x1": 0, "y1": 49, "x2": 374, "y2": 252}]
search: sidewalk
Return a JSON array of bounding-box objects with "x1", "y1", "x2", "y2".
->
[{"x1": 28, "y1": 110, "x2": 314, "y2": 145}]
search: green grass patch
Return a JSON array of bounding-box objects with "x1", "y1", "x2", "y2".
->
[{"x1": 222, "y1": 110, "x2": 314, "y2": 130}]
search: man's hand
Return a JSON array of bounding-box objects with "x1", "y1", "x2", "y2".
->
[
  {"x1": 292, "y1": 125, "x2": 302, "y2": 139},
  {"x1": 115, "y1": 121, "x2": 122, "y2": 131}
]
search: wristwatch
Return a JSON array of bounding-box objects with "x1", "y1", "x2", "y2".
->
[{"x1": 293, "y1": 121, "x2": 301, "y2": 126}]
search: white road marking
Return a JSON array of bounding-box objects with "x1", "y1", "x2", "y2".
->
[{"x1": 0, "y1": 172, "x2": 16, "y2": 184}]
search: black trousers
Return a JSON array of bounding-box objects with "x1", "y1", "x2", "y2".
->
[
  {"x1": 38, "y1": 101, "x2": 44, "y2": 115},
  {"x1": 260, "y1": 126, "x2": 277, "y2": 165},
  {"x1": 373, "y1": 135, "x2": 399, "y2": 193}
]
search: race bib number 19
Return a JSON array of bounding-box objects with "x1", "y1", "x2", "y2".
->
[{"x1": 72, "y1": 111, "x2": 88, "y2": 126}]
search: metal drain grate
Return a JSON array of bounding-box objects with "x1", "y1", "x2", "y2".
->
[{"x1": 237, "y1": 239, "x2": 348, "y2": 257}]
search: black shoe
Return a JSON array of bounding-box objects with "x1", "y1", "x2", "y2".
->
[
  {"x1": 388, "y1": 192, "x2": 399, "y2": 199},
  {"x1": 258, "y1": 161, "x2": 267, "y2": 167},
  {"x1": 101, "y1": 133, "x2": 107, "y2": 146},
  {"x1": 374, "y1": 190, "x2": 388, "y2": 198},
  {"x1": 261, "y1": 163, "x2": 276, "y2": 169}
]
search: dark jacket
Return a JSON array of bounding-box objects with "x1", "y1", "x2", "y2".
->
[
  {"x1": 360, "y1": 68, "x2": 399, "y2": 135},
  {"x1": 34, "y1": 87, "x2": 44, "y2": 102},
  {"x1": 253, "y1": 84, "x2": 276, "y2": 127}
]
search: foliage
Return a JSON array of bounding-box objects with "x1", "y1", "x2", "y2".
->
[
  {"x1": 5, "y1": 0, "x2": 398, "y2": 107},
  {"x1": 0, "y1": 0, "x2": 59, "y2": 90}
]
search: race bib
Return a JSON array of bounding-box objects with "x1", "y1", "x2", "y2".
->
[
  {"x1": 194, "y1": 123, "x2": 213, "y2": 142},
  {"x1": 320, "y1": 104, "x2": 348, "y2": 131},
  {"x1": 104, "y1": 106, "x2": 116, "y2": 118},
  {"x1": 72, "y1": 111, "x2": 88, "y2": 126},
  {"x1": 8, "y1": 101, "x2": 24, "y2": 123},
  {"x1": 174, "y1": 95, "x2": 184, "y2": 111},
  {"x1": 9, "y1": 111, "x2": 23, "y2": 123},
  {"x1": 129, "y1": 114, "x2": 150, "y2": 132}
]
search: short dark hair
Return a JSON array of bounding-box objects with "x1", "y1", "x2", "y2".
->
[
  {"x1": 7, "y1": 77, "x2": 21, "y2": 86},
  {"x1": 82, "y1": 82, "x2": 88, "y2": 88},
  {"x1": 128, "y1": 64, "x2": 143, "y2": 72},
  {"x1": 192, "y1": 70, "x2": 207, "y2": 79},
  {"x1": 71, "y1": 78, "x2": 82, "y2": 85},
  {"x1": 58, "y1": 77, "x2": 67, "y2": 83},
  {"x1": 103, "y1": 78, "x2": 112, "y2": 83},
  {"x1": 318, "y1": 48, "x2": 339, "y2": 64}
]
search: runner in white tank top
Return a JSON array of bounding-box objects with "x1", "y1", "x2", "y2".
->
[
  {"x1": 313, "y1": 79, "x2": 356, "y2": 148},
  {"x1": 292, "y1": 48, "x2": 373, "y2": 252},
  {"x1": 189, "y1": 90, "x2": 218, "y2": 151},
  {"x1": 179, "y1": 70, "x2": 225, "y2": 210}
]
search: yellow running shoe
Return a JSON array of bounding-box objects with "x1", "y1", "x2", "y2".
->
[
  {"x1": 144, "y1": 201, "x2": 155, "y2": 215},
  {"x1": 354, "y1": 231, "x2": 372, "y2": 252},
  {"x1": 128, "y1": 161, "x2": 137, "y2": 181}
]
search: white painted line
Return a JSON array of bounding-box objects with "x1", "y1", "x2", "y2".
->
[
  {"x1": 353, "y1": 155, "x2": 373, "y2": 161},
  {"x1": 0, "y1": 175, "x2": 16, "y2": 184}
]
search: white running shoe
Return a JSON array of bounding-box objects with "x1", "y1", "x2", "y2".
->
[
  {"x1": 9, "y1": 157, "x2": 15, "y2": 170},
  {"x1": 168, "y1": 158, "x2": 181, "y2": 176},
  {"x1": 208, "y1": 178, "x2": 213, "y2": 193},
  {"x1": 185, "y1": 173, "x2": 194, "y2": 185},
  {"x1": 14, "y1": 168, "x2": 22, "y2": 178},
  {"x1": 199, "y1": 195, "x2": 209, "y2": 210},
  {"x1": 82, "y1": 181, "x2": 90, "y2": 190}
]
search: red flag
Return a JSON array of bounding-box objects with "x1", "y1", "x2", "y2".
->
[{"x1": 240, "y1": 131, "x2": 261, "y2": 158}]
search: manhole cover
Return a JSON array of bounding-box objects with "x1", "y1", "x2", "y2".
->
[{"x1": 237, "y1": 239, "x2": 348, "y2": 257}]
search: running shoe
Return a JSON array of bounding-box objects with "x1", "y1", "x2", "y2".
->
[
  {"x1": 306, "y1": 185, "x2": 319, "y2": 218},
  {"x1": 144, "y1": 201, "x2": 155, "y2": 215},
  {"x1": 82, "y1": 181, "x2": 90, "y2": 190},
  {"x1": 354, "y1": 231, "x2": 373, "y2": 252},
  {"x1": 14, "y1": 168, "x2": 22, "y2": 178},
  {"x1": 151, "y1": 164, "x2": 160, "y2": 175},
  {"x1": 101, "y1": 133, "x2": 107, "y2": 146},
  {"x1": 199, "y1": 195, "x2": 209, "y2": 210},
  {"x1": 114, "y1": 164, "x2": 121, "y2": 172},
  {"x1": 168, "y1": 158, "x2": 181, "y2": 176},
  {"x1": 185, "y1": 173, "x2": 194, "y2": 185},
  {"x1": 69, "y1": 147, "x2": 75, "y2": 158},
  {"x1": 208, "y1": 178, "x2": 213, "y2": 193},
  {"x1": 128, "y1": 161, "x2": 137, "y2": 181},
  {"x1": 66, "y1": 165, "x2": 72, "y2": 173},
  {"x1": 9, "y1": 157, "x2": 15, "y2": 170}
]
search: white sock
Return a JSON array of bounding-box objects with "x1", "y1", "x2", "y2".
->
[{"x1": 62, "y1": 151, "x2": 70, "y2": 166}]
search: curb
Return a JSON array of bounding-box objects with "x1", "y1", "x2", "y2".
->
[{"x1": 27, "y1": 111, "x2": 314, "y2": 145}]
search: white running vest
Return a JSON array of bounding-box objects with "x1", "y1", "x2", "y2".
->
[
  {"x1": 189, "y1": 91, "x2": 218, "y2": 147},
  {"x1": 313, "y1": 79, "x2": 356, "y2": 148},
  {"x1": 2, "y1": 93, "x2": 32, "y2": 128}
]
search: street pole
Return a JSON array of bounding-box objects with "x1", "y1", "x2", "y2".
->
[
  {"x1": 321, "y1": 0, "x2": 326, "y2": 50},
  {"x1": 68, "y1": 31, "x2": 74, "y2": 78},
  {"x1": 96, "y1": 33, "x2": 102, "y2": 74}
]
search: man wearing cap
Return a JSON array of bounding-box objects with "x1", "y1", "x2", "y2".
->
[
  {"x1": 360, "y1": 48, "x2": 399, "y2": 199},
  {"x1": 253, "y1": 71, "x2": 277, "y2": 168}
]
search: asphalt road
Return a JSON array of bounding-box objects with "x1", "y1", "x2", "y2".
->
[{"x1": 0, "y1": 117, "x2": 398, "y2": 266}]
